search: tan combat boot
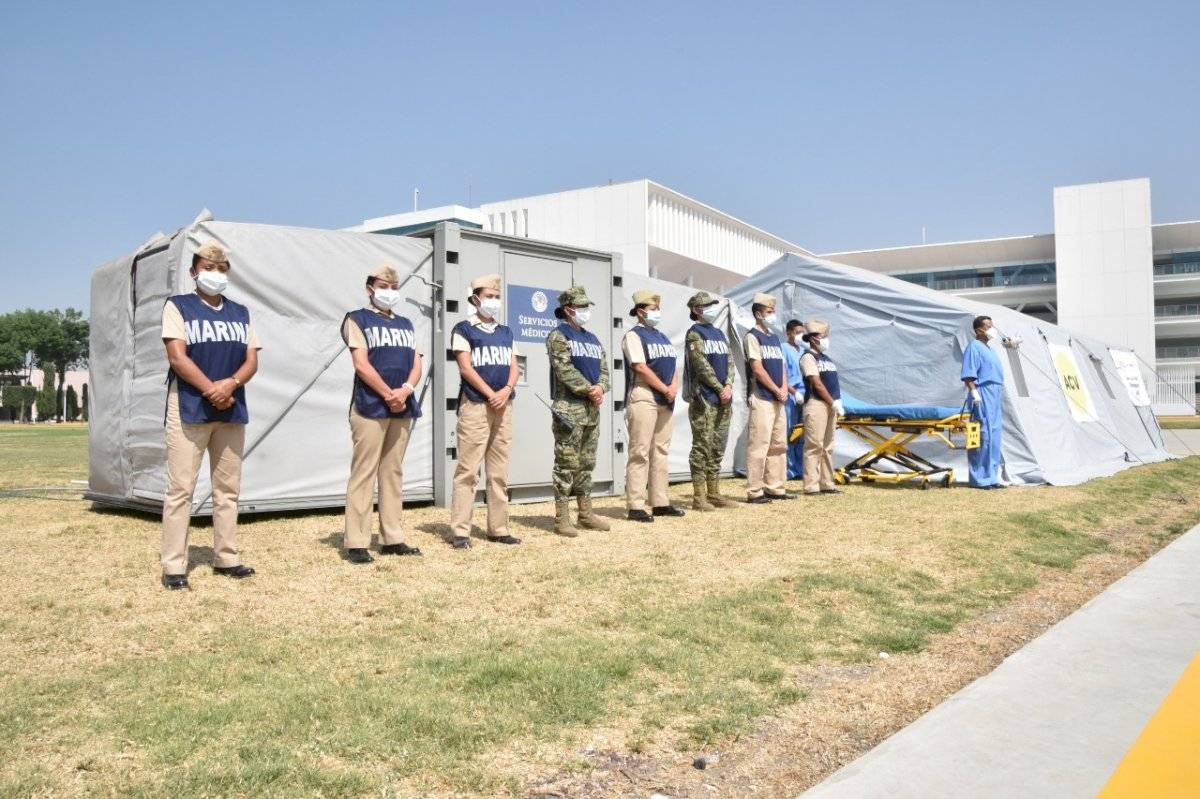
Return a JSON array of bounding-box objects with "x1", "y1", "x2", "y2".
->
[
  {"x1": 692, "y1": 478, "x2": 715, "y2": 511},
  {"x1": 554, "y1": 500, "x2": 579, "y2": 537},
  {"x1": 707, "y1": 478, "x2": 737, "y2": 508},
  {"x1": 576, "y1": 496, "x2": 611, "y2": 531}
]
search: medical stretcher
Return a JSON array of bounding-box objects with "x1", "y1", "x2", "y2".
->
[{"x1": 788, "y1": 394, "x2": 980, "y2": 489}]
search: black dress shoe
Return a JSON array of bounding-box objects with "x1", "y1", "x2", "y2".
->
[
  {"x1": 346, "y1": 548, "x2": 374, "y2": 564},
  {"x1": 486, "y1": 535, "x2": 521, "y2": 545},
  {"x1": 765, "y1": 492, "x2": 797, "y2": 500},
  {"x1": 380, "y1": 543, "x2": 422, "y2": 556},
  {"x1": 747, "y1": 495, "x2": 771, "y2": 504},
  {"x1": 627, "y1": 509, "x2": 655, "y2": 522},
  {"x1": 162, "y1": 574, "x2": 188, "y2": 590},
  {"x1": 451, "y1": 536, "x2": 472, "y2": 549},
  {"x1": 652, "y1": 505, "x2": 686, "y2": 517},
  {"x1": 213, "y1": 564, "x2": 256, "y2": 578}
]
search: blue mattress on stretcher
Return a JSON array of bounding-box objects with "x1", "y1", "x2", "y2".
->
[{"x1": 840, "y1": 392, "x2": 963, "y2": 421}]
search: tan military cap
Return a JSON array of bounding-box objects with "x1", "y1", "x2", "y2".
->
[
  {"x1": 470, "y1": 273, "x2": 501, "y2": 291},
  {"x1": 628, "y1": 288, "x2": 661, "y2": 316},
  {"x1": 752, "y1": 292, "x2": 776, "y2": 309},
  {"x1": 805, "y1": 319, "x2": 830, "y2": 336},
  {"x1": 369, "y1": 264, "x2": 399, "y2": 283},
  {"x1": 195, "y1": 243, "x2": 228, "y2": 264}
]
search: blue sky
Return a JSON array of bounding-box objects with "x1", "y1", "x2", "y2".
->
[{"x1": 2, "y1": 0, "x2": 1197, "y2": 314}]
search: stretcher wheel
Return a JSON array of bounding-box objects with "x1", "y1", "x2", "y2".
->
[
  {"x1": 921, "y1": 479, "x2": 931, "y2": 491},
  {"x1": 942, "y1": 474, "x2": 953, "y2": 488}
]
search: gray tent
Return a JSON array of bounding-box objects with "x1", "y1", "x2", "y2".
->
[{"x1": 726, "y1": 253, "x2": 1171, "y2": 485}]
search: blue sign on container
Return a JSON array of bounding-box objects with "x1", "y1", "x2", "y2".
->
[{"x1": 508, "y1": 284, "x2": 560, "y2": 344}]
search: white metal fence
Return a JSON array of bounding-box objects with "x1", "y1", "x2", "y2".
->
[{"x1": 1154, "y1": 365, "x2": 1198, "y2": 415}]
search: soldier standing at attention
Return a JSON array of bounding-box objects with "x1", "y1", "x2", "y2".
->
[
  {"x1": 447, "y1": 273, "x2": 521, "y2": 549},
  {"x1": 800, "y1": 320, "x2": 844, "y2": 495},
  {"x1": 743, "y1": 292, "x2": 794, "y2": 503},
  {"x1": 546, "y1": 286, "x2": 611, "y2": 537},
  {"x1": 160, "y1": 242, "x2": 261, "y2": 590},
  {"x1": 683, "y1": 292, "x2": 737, "y2": 511},
  {"x1": 341, "y1": 265, "x2": 424, "y2": 564},
  {"x1": 622, "y1": 289, "x2": 685, "y2": 523}
]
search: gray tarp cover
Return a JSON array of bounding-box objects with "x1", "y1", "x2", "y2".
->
[
  {"x1": 725, "y1": 253, "x2": 1171, "y2": 485},
  {"x1": 89, "y1": 220, "x2": 436, "y2": 511}
]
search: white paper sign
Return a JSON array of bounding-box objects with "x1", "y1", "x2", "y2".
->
[{"x1": 1110, "y1": 349, "x2": 1151, "y2": 407}]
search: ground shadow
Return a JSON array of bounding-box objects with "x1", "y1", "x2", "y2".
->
[
  {"x1": 513, "y1": 513, "x2": 557, "y2": 533},
  {"x1": 185, "y1": 544, "x2": 214, "y2": 574}
]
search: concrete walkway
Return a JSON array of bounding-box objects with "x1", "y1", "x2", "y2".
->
[
  {"x1": 802, "y1": 524, "x2": 1200, "y2": 799},
  {"x1": 1162, "y1": 427, "x2": 1200, "y2": 458}
]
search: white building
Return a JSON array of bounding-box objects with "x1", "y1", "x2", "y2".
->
[
  {"x1": 356, "y1": 177, "x2": 1200, "y2": 412},
  {"x1": 356, "y1": 180, "x2": 810, "y2": 294}
]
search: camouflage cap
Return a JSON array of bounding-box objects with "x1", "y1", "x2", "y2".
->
[
  {"x1": 557, "y1": 286, "x2": 594, "y2": 308},
  {"x1": 687, "y1": 291, "x2": 719, "y2": 309},
  {"x1": 195, "y1": 242, "x2": 228, "y2": 264}
]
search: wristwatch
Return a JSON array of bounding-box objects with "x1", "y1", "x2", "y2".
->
[
  {"x1": 402, "y1": 382, "x2": 415, "y2": 393},
  {"x1": 231, "y1": 377, "x2": 242, "y2": 387}
]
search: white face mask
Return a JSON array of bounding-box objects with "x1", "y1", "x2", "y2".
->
[
  {"x1": 701, "y1": 305, "x2": 721, "y2": 324},
  {"x1": 572, "y1": 307, "x2": 591, "y2": 326},
  {"x1": 763, "y1": 313, "x2": 778, "y2": 328},
  {"x1": 477, "y1": 297, "x2": 502, "y2": 318},
  {"x1": 195, "y1": 270, "x2": 228, "y2": 297},
  {"x1": 985, "y1": 327, "x2": 999, "y2": 342},
  {"x1": 372, "y1": 288, "x2": 400, "y2": 310},
  {"x1": 642, "y1": 309, "x2": 662, "y2": 328},
  {"x1": 820, "y1": 337, "x2": 831, "y2": 353}
]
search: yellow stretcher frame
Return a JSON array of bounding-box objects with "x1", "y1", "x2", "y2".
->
[{"x1": 789, "y1": 412, "x2": 981, "y2": 490}]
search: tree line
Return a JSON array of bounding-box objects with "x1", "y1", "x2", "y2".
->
[{"x1": 0, "y1": 309, "x2": 89, "y2": 423}]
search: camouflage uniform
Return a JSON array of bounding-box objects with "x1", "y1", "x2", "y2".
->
[
  {"x1": 547, "y1": 332, "x2": 609, "y2": 499},
  {"x1": 684, "y1": 291, "x2": 736, "y2": 509},
  {"x1": 686, "y1": 331, "x2": 733, "y2": 481}
]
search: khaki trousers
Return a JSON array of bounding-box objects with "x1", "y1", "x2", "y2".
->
[
  {"x1": 746, "y1": 392, "x2": 787, "y2": 498},
  {"x1": 449, "y1": 399, "x2": 513, "y2": 538},
  {"x1": 161, "y1": 387, "x2": 245, "y2": 575},
  {"x1": 344, "y1": 408, "x2": 414, "y2": 550},
  {"x1": 802, "y1": 400, "x2": 837, "y2": 493},
  {"x1": 624, "y1": 387, "x2": 673, "y2": 510}
]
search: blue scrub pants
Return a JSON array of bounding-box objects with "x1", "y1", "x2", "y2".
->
[
  {"x1": 786, "y1": 397, "x2": 804, "y2": 479},
  {"x1": 968, "y1": 382, "x2": 1003, "y2": 487}
]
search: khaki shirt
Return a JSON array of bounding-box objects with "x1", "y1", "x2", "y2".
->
[{"x1": 743, "y1": 331, "x2": 763, "y2": 361}]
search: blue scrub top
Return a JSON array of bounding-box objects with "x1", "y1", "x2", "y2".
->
[
  {"x1": 783, "y1": 340, "x2": 805, "y2": 393},
  {"x1": 961, "y1": 339, "x2": 1004, "y2": 386}
]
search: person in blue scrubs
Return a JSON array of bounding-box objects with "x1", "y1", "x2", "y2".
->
[
  {"x1": 961, "y1": 315, "x2": 1005, "y2": 489},
  {"x1": 783, "y1": 319, "x2": 806, "y2": 480}
]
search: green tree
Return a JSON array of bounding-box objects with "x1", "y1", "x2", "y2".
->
[
  {"x1": 1, "y1": 386, "x2": 37, "y2": 423},
  {"x1": 81, "y1": 383, "x2": 89, "y2": 422},
  {"x1": 0, "y1": 310, "x2": 40, "y2": 379},
  {"x1": 31, "y1": 309, "x2": 89, "y2": 421},
  {"x1": 66, "y1": 384, "x2": 79, "y2": 421},
  {"x1": 36, "y1": 364, "x2": 57, "y2": 421}
]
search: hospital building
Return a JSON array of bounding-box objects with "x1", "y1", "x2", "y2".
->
[{"x1": 352, "y1": 177, "x2": 1200, "y2": 412}]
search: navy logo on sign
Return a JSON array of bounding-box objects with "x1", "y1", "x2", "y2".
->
[{"x1": 509, "y1": 284, "x2": 560, "y2": 343}]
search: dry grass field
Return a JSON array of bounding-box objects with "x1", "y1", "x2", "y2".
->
[{"x1": 1, "y1": 424, "x2": 1198, "y2": 797}]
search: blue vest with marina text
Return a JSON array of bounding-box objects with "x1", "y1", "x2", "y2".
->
[
  {"x1": 550, "y1": 322, "x2": 603, "y2": 399},
  {"x1": 345, "y1": 308, "x2": 421, "y2": 419},
  {"x1": 627, "y1": 324, "x2": 677, "y2": 406},
  {"x1": 453, "y1": 319, "x2": 516, "y2": 403},
  {"x1": 687, "y1": 322, "x2": 730, "y2": 405},
  {"x1": 167, "y1": 293, "x2": 250, "y2": 425},
  {"x1": 802, "y1": 349, "x2": 841, "y2": 402},
  {"x1": 747, "y1": 327, "x2": 785, "y2": 401}
]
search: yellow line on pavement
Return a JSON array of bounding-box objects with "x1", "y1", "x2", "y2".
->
[{"x1": 1098, "y1": 652, "x2": 1200, "y2": 798}]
